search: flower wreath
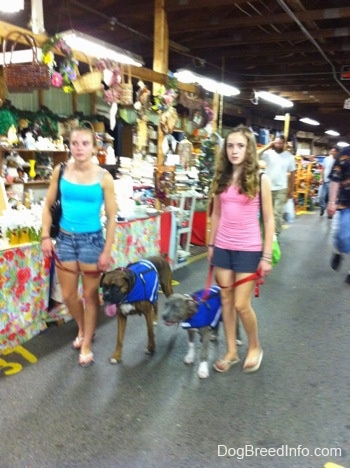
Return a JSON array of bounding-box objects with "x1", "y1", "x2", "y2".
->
[
  {"x1": 95, "y1": 59, "x2": 122, "y2": 104},
  {"x1": 152, "y1": 72, "x2": 178, "y2": 112},
  {"x1": 41, "y1": 35, "x2": 77, "y2": 93}
]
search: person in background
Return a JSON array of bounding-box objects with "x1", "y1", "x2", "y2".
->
[
  {"x1": 257, "y1": 135, "x2": 296, "y2": 237},
  {"x1": 41, "y1": 127, "x2": 117, "y2": 367},
  {"x1": 319, "y1": 146, "x2": 338, "y2": 217},
  {"x1": 327, "y1": 145, "x2": 350, "y2": 284},
  {"x1": 208, "y1": 125, "x2": 274, "y2": 374}
]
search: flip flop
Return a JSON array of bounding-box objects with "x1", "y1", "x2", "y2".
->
[
  {"x1": 213, "y1": 357, "x2": 240, "y2": 373},
  {"x1": 71, "y1": 336, "x2": 84, "y2": 350},
  {"x1": 79, "y1": 352, "x2": 94, "y2": 368},
  {"x1": 242, "y1": 348, "x2": 263, "y2": 373}
]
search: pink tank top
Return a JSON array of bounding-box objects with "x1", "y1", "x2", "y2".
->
[{"x1": 215, "y1": 186, "x2": 262, "y2": 251}]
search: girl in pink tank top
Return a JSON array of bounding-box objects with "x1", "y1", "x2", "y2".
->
[{"x1": 207, "y1": 125, "x2": 274, "y2": 374}]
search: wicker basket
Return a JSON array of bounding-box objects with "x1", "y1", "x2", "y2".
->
[
  {"x1": 118, "y1": 64, "x2": 133, "y2": 105},
  {"x1": 3, "y1": 31, "x2": 50, "y2": 93},
  {"x1": 72, "y1": 58, "x2": 102, "y2": 94}
]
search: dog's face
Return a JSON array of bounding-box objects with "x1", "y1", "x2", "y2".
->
[
  {"x1": 100, "y1": 268, "x2": 135, "y2": 305},
  {"x1": 162, "y1": 293, "x2": 199, "y2": 325}
]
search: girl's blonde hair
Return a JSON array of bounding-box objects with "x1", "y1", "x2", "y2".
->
[
  {"x1": 69, "y1": 126, "x2": 98, "y2": 150},
  {"x1": 211, "y1": 125, "x2": 260, "y2": 198}
]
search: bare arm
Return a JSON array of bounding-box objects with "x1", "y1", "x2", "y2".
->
[
  {"x1": 257, "y1": 141, "x2": 274, "y2": 158},
  {"x1": 259, "y1": 174, "x2": 274, "y2": 277},
  {"x1": 41, "y1": 164, "x2": 61, "y2": 238},
  {"x1": 326, "y1": 181, "x2": 339, "y2": 218},
  {"x1": 99, "y1": 172, "x2": 117, "y2": 270},
  {"x1": 207, "y1": 195, "x2": 221, "y2": 262}
]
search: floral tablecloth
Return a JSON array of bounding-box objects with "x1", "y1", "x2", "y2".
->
[
  {"x1": 0, "y1": 243, "x2": 51, "y2": 352},
  {"x1": 111, "y1": 215, "x2": 160, "y2": 267},
  {"x1": 0, "y1": 216, "x2": 161, "y2": 351}
]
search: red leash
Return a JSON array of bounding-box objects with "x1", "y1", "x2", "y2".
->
[
  {"x1": 202, "y1": 265, "x2": 264, "y2": 300},
  {"x1": 52, "y1": 251, "x2": 102, "y2": 276}
]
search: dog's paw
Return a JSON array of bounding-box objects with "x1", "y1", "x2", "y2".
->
[
  {"x1": 184, "y1": 348, "x2": 195, "y2": 365},
  {"x1": 109, "y1": 356, "x2": 121, "y2": 365},
  {"x1": 198, "y1": 361, "x2": 209, "y2": 379},
  {"x1": 145, "y1": 347, "x2": 155, "y2": 355},
  {"x1": 153, "y1": 321, "x2": 158, "y2": 326}
]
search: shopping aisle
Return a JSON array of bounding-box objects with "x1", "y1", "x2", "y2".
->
[{"x1": 0, "y1": 213, "x2": 349, "y2": 468}]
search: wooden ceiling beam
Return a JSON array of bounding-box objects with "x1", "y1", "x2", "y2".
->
[
  {"x1": 171, "y1": 7, "x2": 350, "y2": 33},
  {"x1": 184, "y1": 27, "x2": 350, "y2": 49}
]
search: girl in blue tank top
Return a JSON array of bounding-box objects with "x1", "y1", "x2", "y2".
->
[{"x1": 41, "y1": 127, "x2": 117, "y2": 368}]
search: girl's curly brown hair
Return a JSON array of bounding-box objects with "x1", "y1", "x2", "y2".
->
[{"x1": 210, "y1": 125, "x2": 260, "y2": 199}]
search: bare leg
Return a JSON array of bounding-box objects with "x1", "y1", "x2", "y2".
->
[
  {"x1": 233, "y1": 274, "x2": 262, "y2": 369},
  {"x1": 215, "y1": 267, "x2": 239, "y2": 362},
  {"x1": 56, "y1": 264, "x2": 84, "y2": 340},
  {"x1": 80, "y1": 270, "x2": 101, "y2": 358}
]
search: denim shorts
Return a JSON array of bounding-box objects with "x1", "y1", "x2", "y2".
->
[
  {"x1": 212, "y1": 247, "x2": 262, "y2": 272},
  {"x1": 56, "y1": 230, "x2": 105, "y2": 264}
]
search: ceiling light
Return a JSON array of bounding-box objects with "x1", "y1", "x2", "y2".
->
[
  {"x1": 299, "y1": 117, "x2": 320, "y2": 126},
  {"x1": 60, "y1": 30, "x2": 144, "y2": 67},
  {"x1": 0, "y1": 0, "x2": 24, "y2": 13},
  {"x1": 174, "y1": 69, "x2": 240, "y2": 96},
  {"x1": 0, "y1": 48, "x2": 42, "y2": 64},
  {"x1": 274, "y1": 114, "x2": 296, "y2": 121},
  {"x1": 325, "y1": 130, "x2": 340, "y2": 137},
  {"x1": 337, "y1": 141, "x2": 349, "y2": 148},
  {"x1": 256, "y1": 91, "x2": 293, "y2": 108}
]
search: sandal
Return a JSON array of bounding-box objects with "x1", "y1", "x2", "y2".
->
[
  {"x1": 72, "y1": 336, "x2": 84, "y2": 350},
  {"x1": 213, "y1": 357, "x2": 240, "y2": 373},
  {"x1": 72, "y1": 333, "x2": 96, "y2": 350},
  {"x1": 79, "y1": 352, "x2": 94, "y2": 368},
  {"x1": 242, "y1": 348, "x2": 263, "y2": 373}
]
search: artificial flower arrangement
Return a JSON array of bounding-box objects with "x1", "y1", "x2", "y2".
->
[
  {"x1": 152, "y1": 72, "x2": 178, "y2": 112},
  {"x1": 95, "y1": 59, "x2": 122, "y2": 104},
  {"x1": 41, "y1": 35, "x2": 77, "y2": 93}
]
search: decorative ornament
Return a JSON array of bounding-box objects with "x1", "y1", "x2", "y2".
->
[
  {"x1": 41, "y1": 35, "x2": 77, "y2": 93},
  {"x1": 95, "y1": 59, "x2": 122, "y2": 104},
  {"x1": 152, "y1": 72, "x2": 178, "y2": 112}
]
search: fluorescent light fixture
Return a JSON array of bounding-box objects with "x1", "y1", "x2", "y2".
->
[
  {"x1": 337, "y1": 141, "x2": 349, "y2": 148},
  {"x1": 174, "y1": 69, "x2": 240, "y2": 96},
  {"x1": 0, "y1": 0, "x2": 24, "y2": 12},
  {"x1": 274, "y1": 114, "x2": 296, "y2": 121},
  {"x1": 299, "y1": 117, "x2": 320, "y2": 126},
  {"x1": 0, "y1": 48, "x2": 42, "y2": 64},
  {"x1": 325, "y1": 130, "x2": 340, "y2": 136},
  {"x1": 60, "y1": 30, "x2": 144, "y2": 67},
  {"x1": 256, "y1": 91, "x2": 293, "y2": 108}
]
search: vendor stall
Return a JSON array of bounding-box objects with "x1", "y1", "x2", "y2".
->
[{"x1": 0, "y1": 215, "x2": 160, "y2": 351}]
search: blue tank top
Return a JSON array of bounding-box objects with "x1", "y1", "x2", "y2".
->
[{"x1": 59, "y1": 175, "x2": 104, "y2": 233}]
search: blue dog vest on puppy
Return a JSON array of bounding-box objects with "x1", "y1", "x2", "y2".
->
[
  {"x1": 123, "y1": 260, "x2": 159, "y2": 304},
  {"x1": 181, "y1": 285, "x2": 222, "y2": 329}
]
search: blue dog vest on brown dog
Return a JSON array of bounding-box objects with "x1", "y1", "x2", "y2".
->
[{"x1": 124, "y1": 260, "x2": 159, "y2": 304}]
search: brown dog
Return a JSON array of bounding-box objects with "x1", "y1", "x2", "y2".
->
[{"x1": 101, "y1": 255, "x2": 173, "y2": 364}]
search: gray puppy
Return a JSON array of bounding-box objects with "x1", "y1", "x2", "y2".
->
[{"x1": 163, "y1": 286, "x2": 241, "y2": 379}]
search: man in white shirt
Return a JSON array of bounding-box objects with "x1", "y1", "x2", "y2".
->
[
  {"x1": 319, "y1": 146, "x2": 338, "y2": 216},
  {"x1": 257, "y1": 135, "x2": 296, "y2": 236}
]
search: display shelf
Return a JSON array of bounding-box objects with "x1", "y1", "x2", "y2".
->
[
  {"x1": 294, "y1": 159, "x2": 320, "y2": 212},
  {"x1": 168, "y1": 192, "x2": 197, "y2": 270}
]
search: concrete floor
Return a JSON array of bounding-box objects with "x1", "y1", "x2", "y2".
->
[{"x1": 0, "y1": 212, "x2": 349, "y2": 468}]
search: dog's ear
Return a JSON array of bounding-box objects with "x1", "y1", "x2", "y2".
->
[
  {"x1": 100, "y1": 273, "x2": 106, "y2": 288},
  {"x1": 185, "y1": 296, "x2": 199, "y2": 314}
]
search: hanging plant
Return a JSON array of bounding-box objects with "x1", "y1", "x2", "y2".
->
[{"x1": 41, "y1": 35, "x2": 77, "y2": 93}]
